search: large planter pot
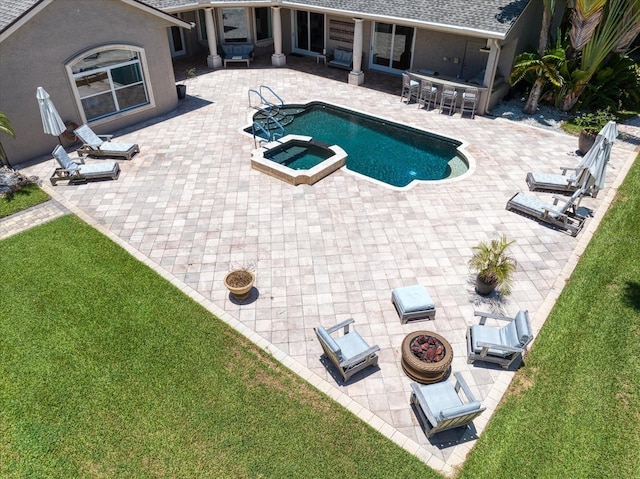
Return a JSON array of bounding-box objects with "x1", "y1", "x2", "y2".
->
[
  {"x1": 224, "y1": 270, "x2": 255, "y2": 301},
  {"x1": 475, "y1": 275, "x2": 497, "y2": 296},
  {"x1": 578, "y1": 129, "x2": 596, "y2": 155}
]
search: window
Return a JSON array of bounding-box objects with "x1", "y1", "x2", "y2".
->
[
  {"x1": 221, "y1": 8, "x2": 248, "y2": 43},
  {"x1": 254, "y1": 7, "x2": 272, "y2": 42},
  {"x1": 70, "y1": 47, "x2": 149, "y2": 122}
]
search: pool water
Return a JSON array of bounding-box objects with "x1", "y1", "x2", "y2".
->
[
  {"x1": 250, "y1": 102, "x2": 467, "y2": 188},
  {"x1": 264, "y1": 141, "x2": 333, "y2": 170}
]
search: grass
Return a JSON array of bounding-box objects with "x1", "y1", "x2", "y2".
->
[
  {"x1": 0, "y1": 215, "x2": 438, "y2": 479},
  {"x1": 0, "y1": 182, "x2": 50, "y2": 218},
  {"x1": 459, "y1": 153, "x2": 640, "y2": 479}
]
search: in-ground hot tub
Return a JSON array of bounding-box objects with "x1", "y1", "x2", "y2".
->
[{"x1": 251, "y1": 134, "x2": 347, "y2": 185}]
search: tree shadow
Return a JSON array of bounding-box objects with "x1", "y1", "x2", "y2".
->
[{"x1": 622, "y1": 281, "x2": 640, "y2": 310}]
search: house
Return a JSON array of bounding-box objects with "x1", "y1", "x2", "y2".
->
[
  {"x1": 0, "y1": 0, "x2": 191, "y2": 166},
  {"x1": 0, "y1": 0, "x2": 543, "y2": 166}
]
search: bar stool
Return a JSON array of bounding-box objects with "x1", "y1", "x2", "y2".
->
[
  {"x1": 439, "y1": 85, "x2": 458, "y2": 115},
  {"x1": 461, "y1": 87, "x2": 479, "y2": 119},
  {"x1": 418, "y1": 80, "x2": 438, "y2": 110}
]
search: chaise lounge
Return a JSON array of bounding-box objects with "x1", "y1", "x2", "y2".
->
[
  {"x1": 74, "y1": 124, "x2": 140, "y2": 160},
  {"x1": 50, "y1": 145, "x2": 120, "y2": 185},
  {"x1": 526, "y1": 166, "x2": 591, "y2": 195},
  {"x1": 506, "y1": 187, "x2": 587, "y2": 236}
]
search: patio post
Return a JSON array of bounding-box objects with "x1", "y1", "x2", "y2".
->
[
  {"x1": 271, "y1": 7, "x2": 286, "y2": 67},
  {"x1": 349, "y1": 18, "x2": 364, "y2": 86},
  {"x1": 204, "y1": 8, "x2": 222, "y2": 69}
]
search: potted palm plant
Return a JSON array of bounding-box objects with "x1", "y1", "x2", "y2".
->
[
  {"x1": 223, "y1": 262, "x2": 256, "y2": 301},
  {"x1": 468, "y1": 235, "x2": 517, "y2": 296}
]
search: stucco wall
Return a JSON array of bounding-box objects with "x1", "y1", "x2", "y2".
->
[{"x1": 0, "y1": 0, "x2": 181, "y2": 166}]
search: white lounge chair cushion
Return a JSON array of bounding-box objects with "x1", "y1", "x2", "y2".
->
[
  {"x1": 439, "y1": 401, "x2": 482, "y2": 421},
  {"x1": 78, "y1": 162, "x2": 119, "y2": 178},
  {"x1": 471, "y1": 324, "x2": 511, "y2": 357},
  {"x1": 508, "y1": 193, "x2": 565, "y2": 218},
  {"x1": 528, "y1": 172, "x2": 575, "y2": 186},
  {"x1": 316, "y1": 325, "x2": 341, "y2": 356}
]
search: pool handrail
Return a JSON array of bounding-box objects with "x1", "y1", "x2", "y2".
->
[
  {"x1": 259, "y1": 85, "x2": 284, "y2": 108},
  {"x1": 251, "y1": 115, "x2": 285, "y2": 147}
]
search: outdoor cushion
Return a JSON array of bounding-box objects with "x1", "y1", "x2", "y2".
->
[
  {"x1": 500, "y1": 320, "x2": 520, "y2": 348},
  {"x1": 316, "y1": 325, "x2": 341, "y2": 356},
  {"x1": 471, "y1": 324, "x2": 511, "y2": 357},
  {"x1": 415, "y1": 380, "x2": 461, "y2": 416},
  {"x1": 335, "y1": 330, "x2": 369, "y2": 361},
  {"x1": 514, "y1": 310, "x2": 532, "y2": 345},
  {"x1": 438, "y1": 401, "x2": 482, "y2": 421},
  {"x1": 528, "y1": 172, "x2": 575, "y2": 186},
  {"x1": 392, "y1": 285, "x2": 435, "y2": 312}
]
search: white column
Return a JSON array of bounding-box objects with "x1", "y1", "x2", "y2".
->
[
  {"x1": 271, "y1": 6, "x2": 286, "y2": 67},
  {"x1": 349, "y1": 18, "x2": 364, "y2": 86},
  {"x1": 480, "y1": 39, "x2": 501, "y2": 115},
  {"x1": 205, "y1": 8, "x2": 222, "y2": 69}
]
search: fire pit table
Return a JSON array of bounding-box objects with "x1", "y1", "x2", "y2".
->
[{"x1": 401, "y1": 331, "x2": 453, "y2": 384}]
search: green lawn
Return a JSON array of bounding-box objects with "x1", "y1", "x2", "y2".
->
[
  {"x1": 0, "y1": 182, "x2": 50, "y2": 218},
  {"x1": 458, "y1": 154, "x2": 640, "y2": 479},
  {"x1": 0, "y1": 215, "x2": 437, "y2": 479}
]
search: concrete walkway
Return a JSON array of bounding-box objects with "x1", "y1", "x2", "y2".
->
[{"x1": 8, "y1": 56, "x2": 639, "y2": 475}]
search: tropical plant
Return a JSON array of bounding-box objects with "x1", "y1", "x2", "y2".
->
[
  {"x1": 510, "y1": 46, "x2": 566, "y2": 114},
  {"x1": 560, "y1": 0, "x2": 640, "y2": 111},
  {"x1": 0, "y1": 110, "x2": 16, "y2": 167},
  {"x1": 468, "y1": 235, "x2": 517, "y2": 296},
  {"x1": 574, "y1": 107, "x2": 618, "y2": 135},
  {"x1": 539, "y1": 0, "x2": 559, "y2": 55},
  {"x1": 579, "y1": 53, "x2": 640, "y2": 110}
]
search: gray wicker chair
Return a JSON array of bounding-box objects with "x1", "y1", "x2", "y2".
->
[
  {"x1": 410, "y1": 372, "x2": 485, "y2": 438},
  {"x1": 314, "y1": 318, "x2": 380, "y2": 382},
  {"x1": 466, "y1": 310, "x2": 533, "y2": 369}
]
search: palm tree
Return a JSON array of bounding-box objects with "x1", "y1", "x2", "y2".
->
[
  {"x1": 560, "y1": 0, "x2": 640, "y2": 111},
  {"x1": 510, "y1": 47, "x2": 566, "y2": 114},
  {"x1": 539, "y1": 0, "x2": 559, "y2": 55},
  {"x1": 0, "y1": 110, "x2": 16, "y2": 167}
]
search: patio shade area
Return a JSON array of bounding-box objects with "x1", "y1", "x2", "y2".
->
[{"x1": 17, "y1": 59, "x2": 637, "y2": 474}]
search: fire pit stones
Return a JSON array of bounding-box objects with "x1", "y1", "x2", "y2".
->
[{"x1": 401, "y1": 331, "x2": 453, "y2": 384}]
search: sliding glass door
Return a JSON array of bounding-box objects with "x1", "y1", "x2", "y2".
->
[
  {"x1": 293, "y1": 10, "x2": 325, "y2": 54},
  {"x1": 370, "y1": 22, "x2": 414, "y2": 73}
]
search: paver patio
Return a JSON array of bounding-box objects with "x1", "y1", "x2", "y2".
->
[{"x1": 13, "y1": 55, "x2": 638, "y2": 475}]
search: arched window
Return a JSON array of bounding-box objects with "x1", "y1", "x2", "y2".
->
[{"x1": 68, "y1": 46, "x2": 150, "y2": 122}]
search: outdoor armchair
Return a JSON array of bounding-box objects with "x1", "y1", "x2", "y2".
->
[
  {"x1": 314, "y1": 318, "x2": 380, "y2": 382},
  {"x1": 466, "y1": 310, "x2": 533, "y2": 369},
  {"x1": 410, "y1": 372, "x2": 485, "y2": 438},
  {"x1": 74, "y1": 124, "x2": 140, "y2": 160}
]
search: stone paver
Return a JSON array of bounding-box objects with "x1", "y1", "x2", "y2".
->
[
  {"x1": 14, "y1": 56, "x2": 638, "y2": 476},
  {"x1": 0, "y1": 199, "x2": 68, "y2": 240}
]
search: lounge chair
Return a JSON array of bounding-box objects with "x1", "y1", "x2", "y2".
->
[
  {"x1": 314, "y1": 318, "x2": 380, "y2": 382},
  {"x1": 410, "y1": 372, "x2": 485, "y2": 438},
  {"x1": 466, "y1": 310, "x2": 533, "y2": 369},
  {"x1": 50, "y1": 145, "x2": 120, "y2": 185},
  {"x1": 74, "y1": 124, "x2": 140, "y2": 160},
  {"x1": 525, "y1": 166, "x2": 591, "y2": 195},
  {"x1": 505, "y1": 187, "x2": 587, "y2": 236}
]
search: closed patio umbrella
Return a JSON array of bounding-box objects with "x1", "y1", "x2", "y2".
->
[
  {"x1": 576, "y1": 120, "x2": 618, "y2": 194},
  {"x1": 36, "y1": 86, "x2": 65, "y2": 144}
]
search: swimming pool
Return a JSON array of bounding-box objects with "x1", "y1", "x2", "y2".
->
[{"x1": 248, "y1": 101, "x2": 469, "y2": 188}]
